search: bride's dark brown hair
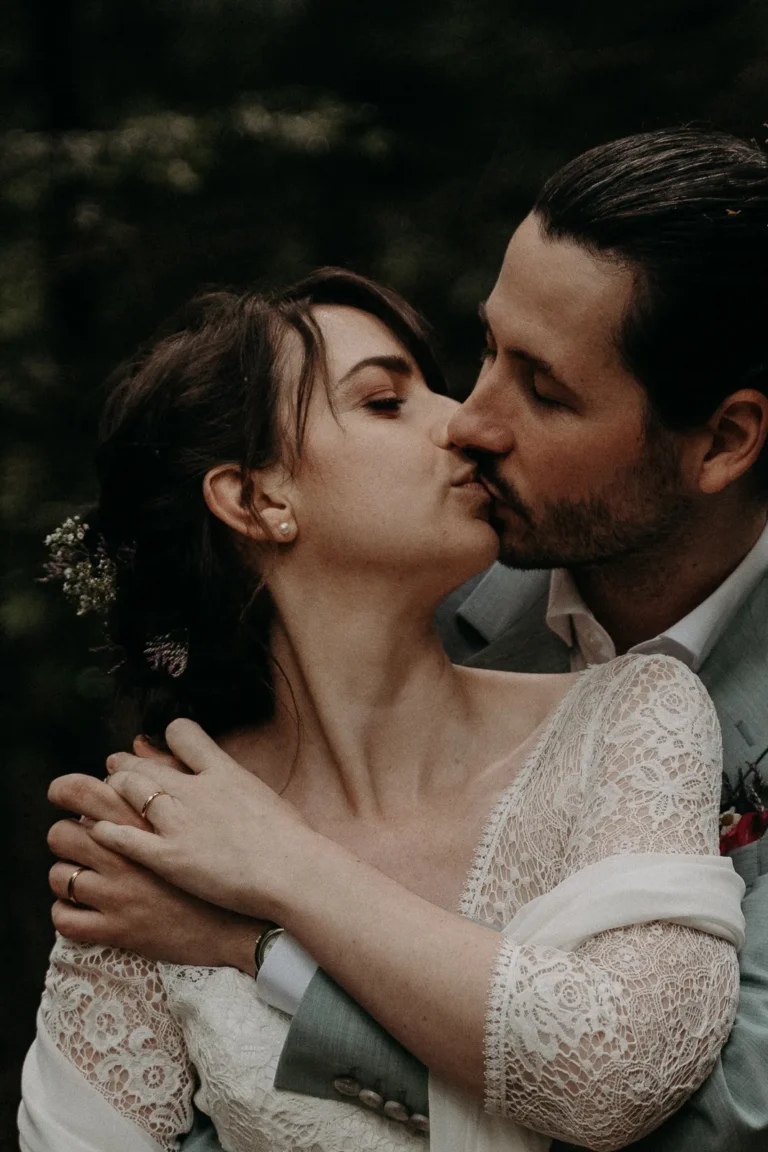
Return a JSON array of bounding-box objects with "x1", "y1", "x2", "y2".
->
[{"x1": 88, "y1": 268, "x2": 446, "y2": 743}]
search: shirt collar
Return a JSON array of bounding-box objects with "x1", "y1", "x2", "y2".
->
[
  {"x1": 651, "y1": 519, "x2": 768, "y2": 669},
  {"x1": 546, "y1": 569, "x2": 616, "y2": 667},
  {"x1": 546, "y1": 569, "x2": 581, "y2": 649},
  {"x1": 546, "y1": 518, "x2": 768, "y2": 671}
]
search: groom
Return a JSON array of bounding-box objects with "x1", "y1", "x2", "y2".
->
[
  {"x1": 52, "y1": 127, "x2": 768, "y2": 1151},
  {"x1": 245, "y1": 127, "x2": 768, "y2": 1152}
]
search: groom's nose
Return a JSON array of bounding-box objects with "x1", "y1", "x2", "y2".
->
[{"x1": 447, "y1": 376, "x2": 515, "y2": 457}]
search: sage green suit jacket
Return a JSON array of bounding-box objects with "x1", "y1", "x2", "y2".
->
[{"x1": 184, "y1": 566, "x2": 768, "y2": 1151}]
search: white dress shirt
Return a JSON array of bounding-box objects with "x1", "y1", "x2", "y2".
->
[
  {"x1": 547, "y1": 519, "x2": 768, "y2": 672},
  {"x1": 258, "y1": 520, "x2": 768, "y2": 1015},
  {"x1": 256, "y1": 934, "x2": 318, "y2": 1016}
]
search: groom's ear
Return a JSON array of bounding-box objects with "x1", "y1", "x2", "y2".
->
[
  {"x1": 203, "y1": 463, "x2": 297, "y2": 543},
  {"x1": 695, "y1": 388, "x2": 768, "y2": 495}
]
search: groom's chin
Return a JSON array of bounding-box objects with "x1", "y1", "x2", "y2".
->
[
  {"x1": 497, "y1": 550, "x2": 554, "y2": 572},
  {"x1": 489, "y1": 508, "x2": 546, "y2": 570},
  {"x1": 495, "y1": 526, "x2": 561, "y2": 572}
]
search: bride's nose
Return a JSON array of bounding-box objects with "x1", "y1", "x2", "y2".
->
[{"x1": 431, "y1": 395, "x2": 461, "y2": 447}]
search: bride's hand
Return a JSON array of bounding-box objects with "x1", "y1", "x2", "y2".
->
[{"x1": 90, "y1": 718, "x2": 316, "y2": 920}]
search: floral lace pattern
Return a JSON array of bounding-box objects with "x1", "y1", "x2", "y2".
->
[
  {"x1": 466, "y1": 655, "x2": 739, "y2": 1149},
  {"x1": 40, "y1": 941, "x2": 195, "y2": 1150},
  {"x1": 162, "y1": 963, "x2": 420, "y2": 1151},
  {"x1": 39, "y1": 653, "x2": 739, "y2": 1151}
]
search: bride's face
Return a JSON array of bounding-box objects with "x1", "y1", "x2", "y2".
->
[{"x1": 280, "y1": 305, "x2": 498, "y2": 586}]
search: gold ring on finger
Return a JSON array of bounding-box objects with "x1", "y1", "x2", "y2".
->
[
  {"x1": 67, "y1": 865, "x2": 89, "y2": 907},
  {"x1": 140, "y1": 789, "x2": 166, "y2": 821}
]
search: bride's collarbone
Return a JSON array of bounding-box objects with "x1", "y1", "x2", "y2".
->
[
  {"x1": 460, "y1": 666, "x2": 578, "y2": 747},
  {"x1": 220, "y1": 665, "x2": 571, "y2": 804},
  {"x1": 297, "y1": 796, "x2": 495, "y2": 909},
  {"x1": 217, "y1": 671, "x2": 569, "y2": 906},
  {"x1": 217, "y1": 733, "x2": 478, "y2": 904}
]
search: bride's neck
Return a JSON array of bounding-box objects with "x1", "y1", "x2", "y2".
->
[{"x1": 248, "y1": 570, "x2": 474, "y2": 818}]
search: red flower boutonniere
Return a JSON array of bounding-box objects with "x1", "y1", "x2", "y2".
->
[
  {"x1": 720, "y1": 808, "x2": 768, "y2": 854},
  {"x1": 720, "y1": 749, "x2": 768, "y2": 855}
]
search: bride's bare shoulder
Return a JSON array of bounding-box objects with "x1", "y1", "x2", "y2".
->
[
  {"x1": 216, "y1": 725, "x2": 286, "y2": 789},
  {"x1": 456, "y1": 664, "x2": 582, "y2": 729},
  {"x1": 456, "y1": 663, "x2": 580, "y2": 695}
]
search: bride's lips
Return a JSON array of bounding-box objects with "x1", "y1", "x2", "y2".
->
[
  {"x1": 451, "y1": 471, "x2": 491, "y2": 501},
  {"x1": 454, "y1": 480, "x2": 490, "y2": 497}
]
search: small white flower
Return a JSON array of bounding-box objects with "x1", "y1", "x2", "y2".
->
[{"x1": 42, "y1": 515, "x2": 117, "y2": 616}]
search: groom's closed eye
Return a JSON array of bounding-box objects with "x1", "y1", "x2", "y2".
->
[{"x1": 478, "y1": 300, "x2": 578, "y2": 407}]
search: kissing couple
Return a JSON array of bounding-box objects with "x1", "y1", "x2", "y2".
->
[{"x1": 20, "y1": 127, "x2": 768, "y2": 1152}]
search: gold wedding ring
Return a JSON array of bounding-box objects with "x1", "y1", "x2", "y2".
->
[
  {"x1": 140, "y1": 789, "x2": 166, "y2": 821},
  {"x1": 67, "y1": 865, "x2": 88, "y2": 907}
]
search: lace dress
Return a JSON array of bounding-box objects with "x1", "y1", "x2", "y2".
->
[{"x1": 31, "y1": 655, "x2": 740, "y2": 1151}]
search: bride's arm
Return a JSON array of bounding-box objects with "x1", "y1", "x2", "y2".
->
[
  {"x1": 92, "y1": 655, "x2": 739, "y2": 1150},
  {"x1": 20, "y1": 932, "x2": 197, "y2": 1152}
]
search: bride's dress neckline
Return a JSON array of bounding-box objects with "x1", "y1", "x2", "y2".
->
[{"x1": 458, "y1": 670, "x2": 585, "y2": 916}]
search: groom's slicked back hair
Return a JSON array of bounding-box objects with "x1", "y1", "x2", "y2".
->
[{"x1": 534, "y1": 127, "x2": 768, "y2": 481}]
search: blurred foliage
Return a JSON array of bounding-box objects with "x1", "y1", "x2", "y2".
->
[{"x1": 2, "y1": 0, "x2": 768, "y2": 1139}]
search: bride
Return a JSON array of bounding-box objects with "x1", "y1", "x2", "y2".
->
[{"x1": 21, "y1": 268, "x2": 744, "y2": 1152}]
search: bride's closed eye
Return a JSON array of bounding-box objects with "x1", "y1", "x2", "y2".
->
[{"x1": 365, "y1": 397, "x2": 406, "y2": 413}]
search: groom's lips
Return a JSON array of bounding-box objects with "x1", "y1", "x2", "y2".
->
[
  {"x1": 478, "y1": 476, "x2": 505, "y2": 502},
  {"x1": 478, "y1": 477, "x2": 531, "y2": 523}
]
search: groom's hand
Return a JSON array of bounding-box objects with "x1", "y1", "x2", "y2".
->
[{"x1": 47, "y1": 769, "x2": 264, "y2": 973}]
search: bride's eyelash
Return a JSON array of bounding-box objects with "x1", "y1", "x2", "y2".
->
[{"x1": 365, "y1": 397, "x2": 406, "y2": 412}]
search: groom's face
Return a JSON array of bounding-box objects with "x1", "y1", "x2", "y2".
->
[{"x1": 448, "y1": 213, "x2": 691, "y2": 569}]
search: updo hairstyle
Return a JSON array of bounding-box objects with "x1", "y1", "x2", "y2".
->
[{"x1": 88, "y1": 268, "x2": 445, "y2": 744}]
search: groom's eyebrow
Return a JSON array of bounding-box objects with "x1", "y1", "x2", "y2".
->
[
  {"x1": 478, "y1": 301, "x2": 574, "y2": 395},
  {"x1": 337, "y1": 354, "x2": 412, "y2": 387}
]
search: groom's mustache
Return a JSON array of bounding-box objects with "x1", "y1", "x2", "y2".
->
[{"x1": 474, "y1": 461, "x2": 534, "y2": 525}]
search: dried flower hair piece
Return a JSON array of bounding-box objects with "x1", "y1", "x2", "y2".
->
[
  {"x1": 144, "y1": 632, "x2": 189, "y2": 679},
  {"x1": 43, "y1": 515, "x2": 117, "y2": 616}
]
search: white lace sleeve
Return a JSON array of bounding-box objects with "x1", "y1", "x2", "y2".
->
[
  {"x1": 484, "y1": 654, "x2": 740, "y2": 1151},
  {"x1": 39, "y1": 935, "x2": 196, "y2": 1151}
]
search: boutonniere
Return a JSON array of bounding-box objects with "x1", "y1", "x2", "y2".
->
[{"x1": 720, "y1": 747, "x2": 768, "y2": 854}]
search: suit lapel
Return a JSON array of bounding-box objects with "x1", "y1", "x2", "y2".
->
[
  {"x1": 467, "y1": 608, "x2": 572, "y2": 673},
  {"x1": 455, "y1": 565, "x2": 553, "y2": 645},
  {"x1": 435, "y1": 564, "x2": 570, "y2": 668},
  {"x1": 699, "y1": 572, "x2": 768, "y2": 785},
  {"x1": 460, "y1": 569, "x2": 572, "y2": 674}
]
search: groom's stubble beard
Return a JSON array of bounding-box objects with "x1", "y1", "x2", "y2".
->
[{"x1": 479, "y1": 423, "x2": 694, "y2": 572}]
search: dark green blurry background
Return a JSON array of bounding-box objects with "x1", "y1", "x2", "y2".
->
[{"x1": 2, "y1": 0, "x2": 767, "y2": 1144}]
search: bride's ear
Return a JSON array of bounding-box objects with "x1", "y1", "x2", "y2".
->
[{"x1": 203, "y1": 464, "x2": 297, "y2": 543}]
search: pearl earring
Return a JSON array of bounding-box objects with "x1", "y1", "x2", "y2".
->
[{"x1": 278, "y1": 522, "x2": 292, "y2": 535}]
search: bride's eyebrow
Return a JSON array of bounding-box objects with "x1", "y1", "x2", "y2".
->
[{"x1": 337, "y1": 354, "x2": 412, "y2": 387}]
